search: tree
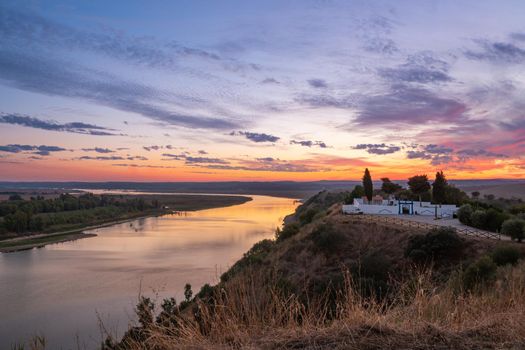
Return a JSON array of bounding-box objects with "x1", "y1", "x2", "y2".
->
[
  {"x1": 381, "y1": 178, "x2": 402, "y2": 195},
  {"x1": 350, "y1": 185, "x2": 365, "y2": 200},
  {"x1": 501, "y1": 219, "x2": 525, "y2": 242},
  {"x1": 432, "y1": 171, "x2": 448, "y2": 204},
  {"x1": 184, "y1": 283, "x2": 193, "y2": 302},
  {"x1": 407, "y1": 175, "x2": 431, "y2": 203},
  {"x1": 362, "y1": 168, "x2": 373, "y2": 201},
  {"x1": 471, "y1": 191, "x2": 480, "y2": 199},
  {"x1": 443, "y1": 185, "x2": 468, "y2": 206},
  {"x1": 457, "y1": 204, "x2": 473, "y2": 225},
  {"x1": 470, "y1": 210, "x2": 487, "y2": 229}
]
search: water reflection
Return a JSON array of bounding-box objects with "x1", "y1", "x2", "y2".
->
[{"x1": 0, "y1": 195, "x2": 297, "y2": 349}]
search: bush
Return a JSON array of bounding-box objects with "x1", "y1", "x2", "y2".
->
[
  {"x1": 457, "y1": 204, "x2": 473, "y2": 225},
  {"x1": 311, "y1": 222, "x2": 346, "y2": 253},
  {"x1": 220, "y1": 239, "x2": 275, "y2": 282},
  {"x1": 501, "y1": 219, "x2": 525, "y2": 242},
  {"x1": 276, "y1": 223, "x2": 300, "y2": 242},
  {"x1": 491, "y1": 246, "x2": 522, "y2": 266},
  {"x1": 470, "y1": 210, "x2": 487, "y2": 229},
  {"x1": 484, "y1": 208, "x2": 508, "y2": 232},
  {"x1": 405, "y1": 227, "x2": 464, "y2": 262},
  {"x1": 299, "y1": 208, "x2": 318, "y2": 226},
  {"x1": 463, "y1": 256, "x2": 497, "y2": 291}
]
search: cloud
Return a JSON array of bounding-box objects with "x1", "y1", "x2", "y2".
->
[
  {"x1": 0, "y1": 6, "x2": 258, "y2": 73},
  {"x1": 406, "y1": 150, "x2": 432, "y2": 160},
  {"x1": 143, "y1": 145, "x2": 162, "y2": 151},
  {"x1": 456, "y1": 149, "x2": 507, "y2": 159},
  {"x1": 354, "y1": 85, "x2": 466, "y2": 126},
  {"x1": 510, "y1": 32, "x2": 525, "y2": 42},
  {"x1": 196, "y1": 161, "x2": 319, "y2": 173},
  {"x1": 290, "y1": 140, "x2": 328, "y2": 148},
  {"x1": 353, "y1": 143, "x2": 401, "y2": 155},
  {"x1": 260, "y1": 78, "x2": 280, "y2": 84},
  {"x1": 307, "y1": 79, "x2": 327, "y2": 88},
  {"x1": 256, "y1": 157, "x2": 275, "y2": 162},
  {"x1": 162, "y1": 153, "x2": 229, "y2": 164},
  {"x1": 465, "y1": 39, "x2": 525, "y2": 64},
  {"x1": 198, "y1": 150, "x2": 208, "y2": 154},
  {"x1": 112, "y1": 164, "x2": 177, "y2": 169},
  {"x1": 81, "y1": 147, "x2": 115, "y2": 153},
  {"x1": 379, "y1": 66, "x2": 452, "y2": 84},
  {"x1": 363, "y1": 37, "x2": 398, "y2": 55},
  {"x1": 230, "y1": 131, "x2": 280, "y2": 143},
  {"x1": 127, "y1": 156, "x2": 149, "y2": 161},
  {"x1": 0, "y1": 144, "x2": 66, "y2": 156},
  {"x1": 0, "y1": 50, "x2": 241, "y2": 130},
  {"x1": 405, "y1": 144, "x2": 507, "y2": 165},
  {"x1": 295, "y1": 94, "x2": 357, "y2": 109},
  {"x1": 78, "y1": 156, "x2": 125, "y2": 161},
  {"x1": 423, "y1": 144, "x2": 453, "y2": 155},
  {"x1": 0, "y1": 113, "x2": 118, "y2": 135}
]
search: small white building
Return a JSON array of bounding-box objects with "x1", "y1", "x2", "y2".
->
[{"x1": 342, "y1": 196, "x2": 458, "y2": 218}]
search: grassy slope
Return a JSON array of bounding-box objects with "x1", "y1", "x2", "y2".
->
[{"x1": 106, "y1": 191, "x2": 525, "y2": 349}]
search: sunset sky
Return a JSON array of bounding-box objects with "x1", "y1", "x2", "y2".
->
[{"x1": 0, "y1": 0, "x2": 524, "y2": 181}]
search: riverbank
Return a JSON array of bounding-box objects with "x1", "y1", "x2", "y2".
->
[{"x1": 0, "y1": 194, "x2": 252, "y2": 253}]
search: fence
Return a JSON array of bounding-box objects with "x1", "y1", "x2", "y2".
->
[{"x1": 346, "y1": 213, "x2": 501, "y2": 240}]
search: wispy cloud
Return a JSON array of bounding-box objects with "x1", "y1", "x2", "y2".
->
[
  {"x1": 0, "y1": 113, "x2": 118, "y2": 135},
  {"x1": 465, "y1": 39, "x2": 525, "y2": 64},
  {"x1": 0, "y1": 6, "x2": 258, "y2": 73},
  {"x1": 353, "y1": 143, "x2": 401, "y2": 155},
  {"x1": 162, "y1": 153, "x2": 229, "y2": 164},
  {"x1": 307, "y1": 79, "x2": 327, "y2": 88},
  {"x1": 81, "y1": 147, "x2": 115, "y2": 153},
  {"x1": 0, "y1": 50, "x2": 241, "y2": 130},
  {"x1": 354, "y1": 85, "x2": 466, "y2": 126},
  {"x1": 290, "y1": 140, "x2": 328, "y2": 148},
  {"x1": 230, "y1": 131, "x2": 280, "y2": 143},
  {"x1": 0, "y1": 144, "x2": 67, "y2": 156}
]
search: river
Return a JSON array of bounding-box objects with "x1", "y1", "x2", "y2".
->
[{"x1": 0, "y1": 194, "x2": 297, "y2": 349}]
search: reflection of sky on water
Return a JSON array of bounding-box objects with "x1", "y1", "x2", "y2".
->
[{"x1": 0, "y1": 195, "x2": 297, "y2": 349}]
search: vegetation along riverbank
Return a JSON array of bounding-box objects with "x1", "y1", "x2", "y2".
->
[{"x1": 0, "y1": 192, "x2": 251, "y2": 252}]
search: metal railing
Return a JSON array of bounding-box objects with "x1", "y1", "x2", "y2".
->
[{"x1": 346, "y1": 214, "x2": 501, "y2": 240}]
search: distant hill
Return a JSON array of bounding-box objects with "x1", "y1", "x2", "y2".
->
[{"x1": 0, "y1": 179, "x2": 523, "y2": 199}]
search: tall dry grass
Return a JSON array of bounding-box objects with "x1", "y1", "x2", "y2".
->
[{"x1": 106, "y1": 261, "x2": 525, "y2": 349}]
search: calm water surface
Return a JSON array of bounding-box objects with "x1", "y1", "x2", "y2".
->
[{"x1": 0, "y1": 195, "x2": 297, "y2": 349}]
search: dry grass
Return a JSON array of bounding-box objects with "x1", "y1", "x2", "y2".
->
[{"x1": 106, "y1": 261, "x2": 525, "y2": 350}]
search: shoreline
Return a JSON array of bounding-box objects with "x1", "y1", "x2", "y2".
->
[{"x1": 0, "y1": 194, "x2": 253, "y2": 253}]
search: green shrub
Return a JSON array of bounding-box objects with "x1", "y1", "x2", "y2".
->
[
  {"x1": 220, "y1": 239, "x2": 275, "y2": 282},
  {"x1": 470, "y1": 210, "x2": 487, "y2": 229},
  {"x1": 275, "y1": 223, "x2": 300, "y2": 242},
  {"x1": 484, "y1": 208, "x2": 508, "y2": 232},
  {"x1": 463, "y1": 256, "x2": 497, "y2": 291},
  {"x1": 310, "y1": 222, "x2": 346, "y2": 253},
  {"x1": 501, "y1": 219, "x2": 525, "y2": 242},
  {"x1": 405, "y1": 227, "x2": 464, "y2": 262},
  {"x1": 299, "y1": 208, "x2": 318, "y2": 226},
  {"x1": 457, "y1": 204, "x2": 473, "y2": 225},
  {"x1": 491, "y1": 246, "x2": 522, "y2": 266}
]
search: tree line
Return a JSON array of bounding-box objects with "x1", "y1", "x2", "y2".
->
[
  {"x1": 0, "y1": 193, "x2": 159, "y2": 235},
  {"x1": 348, "y1": 169, "x2": 467, "y2": 205}
]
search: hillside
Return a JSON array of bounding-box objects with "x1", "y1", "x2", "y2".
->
[{"x1": 104, "y1": 191, "x2": 525, "y2": 349}]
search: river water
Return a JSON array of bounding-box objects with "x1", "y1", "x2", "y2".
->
[{"x1": 0, "y1": 195, "x2": 297, "y2": 349}]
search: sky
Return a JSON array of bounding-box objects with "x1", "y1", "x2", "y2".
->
[{"x1": 0, "y1": 0, "x2": 524, "y2": 182}]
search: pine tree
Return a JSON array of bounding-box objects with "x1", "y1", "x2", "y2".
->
[
  {"x1": 362, "y1": 168, "x2": 373, "y2": 201},
  {"x1": 432, "y1": 171, "x2": 448, "y2": 204}
]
